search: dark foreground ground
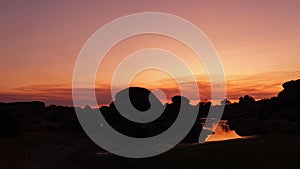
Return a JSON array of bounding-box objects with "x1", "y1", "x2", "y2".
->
[{"x1": 0, "y1": 132, "x2": 299, "y2": 169}]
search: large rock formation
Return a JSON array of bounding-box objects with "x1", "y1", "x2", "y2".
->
[
  {"x1": 102, "y1": 87, "x2": 203, "y2": 143},
  {"x1": 0, "y1": 101, "x2": 45, "y2": 118},
  {"x1": 278, "y1": 79, "x2": 300, "y2": 102},
  {"x1": 226, "y1": 79, "x2": 300, "y2": 136}
]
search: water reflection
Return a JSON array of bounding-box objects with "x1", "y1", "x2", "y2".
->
[
  {"x1": 96, "y1": 119, "x2": 251, "y2": 156},
  {"x1": 200, "y1": 118, "x2": 244, "y2": 142}
]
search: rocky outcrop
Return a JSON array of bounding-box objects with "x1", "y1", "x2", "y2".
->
[
  {"x1": 278, "y1": 79, "x2": 300, "y2": 101},
  {"x1": 103, "y1": 87, "x2": 203, "y2": 143},
  {"x1": 226, "y1": 79, "x2": 300, "y2": 136},
  {"x1": 0, "y1": 101, "x2": 45, "y2": 118}
]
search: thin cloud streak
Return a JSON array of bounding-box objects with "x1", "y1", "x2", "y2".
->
[{"x1": 0, "y1": 70, "x2": 299, "y2": 106}]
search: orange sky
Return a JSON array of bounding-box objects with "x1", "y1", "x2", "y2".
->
[{"x1": 1, "y1": 1, "x2": 300, "y2": 106}]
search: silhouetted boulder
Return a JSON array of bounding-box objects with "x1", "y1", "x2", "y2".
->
[
  {"x1": 114, "y1": 87, "x2": 163, "y2": 111},
  {"x1": 171, "y1": 96, "x2": 190, "y2": 105},
  {"x1": 220, "y1": 99, "x2": 231, "y2": 105},
  {"x1": 278, "y1": 79, "x2": 300, "y2": 102},
  {"x1": 239, "y1": 95, "x2": 255, "y2": 104},
  {"x1": 0, "y1": 101, "x2": 45, "y2": 118},
  {"x1": 104, "y1": 87, "x2": 203, "y2": 143},
  {"x1": 106, "y1": 87, "x2": 166, "y2": 137}
]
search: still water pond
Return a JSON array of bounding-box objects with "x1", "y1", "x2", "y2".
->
[{"x1": 201, "y1": 118, "x2": 247, "y2": 142}]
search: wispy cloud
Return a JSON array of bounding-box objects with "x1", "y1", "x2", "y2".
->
[{"x1": 0, "y1": 70, "x2": 299, "y2": 106}]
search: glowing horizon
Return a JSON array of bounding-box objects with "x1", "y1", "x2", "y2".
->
[
  {"x1": 0, "y1": 70, "x2": 299, "y2": 106},
  {"x1": 1, "y1": 1, "x2": 300, "y2": 106}
]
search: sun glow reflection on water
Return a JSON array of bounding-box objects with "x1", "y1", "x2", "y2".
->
[{"x1": 201, "y1": 119, "x2": 245, "y2": 142}]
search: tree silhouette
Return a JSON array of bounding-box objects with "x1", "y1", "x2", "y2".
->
[{"x1": 239, "y1": 95, "x2": 255, "y2": 104}]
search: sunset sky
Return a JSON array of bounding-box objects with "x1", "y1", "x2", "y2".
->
[{"x1": 1, "y1": 0, "x2": 300, "y2": 106}]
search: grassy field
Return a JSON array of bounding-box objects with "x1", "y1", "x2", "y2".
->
[{"x1": 0, "y1": 132, "x2": 299, "y2": 169}]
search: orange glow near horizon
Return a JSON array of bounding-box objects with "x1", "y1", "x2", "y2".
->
[{"x1": 0, "y1": 1, "x2": 300, "y2": 106}]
